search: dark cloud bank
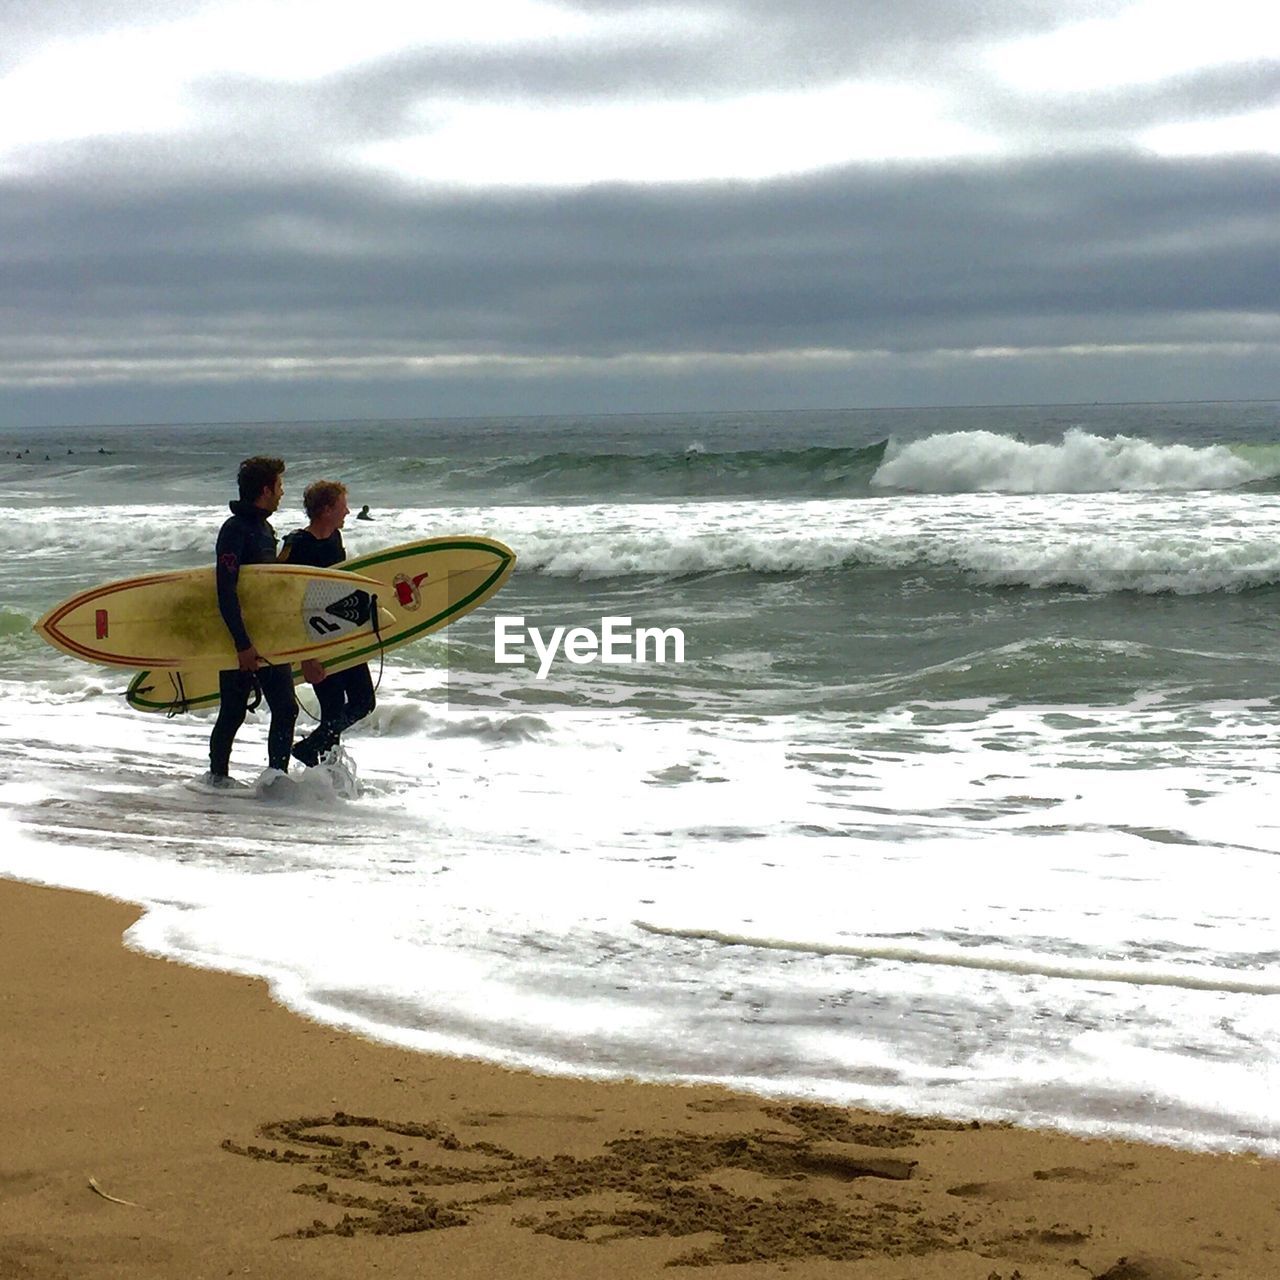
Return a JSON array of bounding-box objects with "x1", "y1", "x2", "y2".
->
[
  {"x1": 3, "y1": 150, "x2": 1276, "y2": 424},
  {"x1": 2, "y1": 0, "x2": 1277, "y2": 424}
]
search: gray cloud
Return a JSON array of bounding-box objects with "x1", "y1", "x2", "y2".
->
[
  {"x1": 0, "y1": 0, "x2": 159, "y2": 71},
  {"x1": 16, "y1": 0, "x2": 1270, "y2": 175},
  {"x1": 2, "y1": 1, "x2": 1277, "y2": 423},
  {"x1": 951, "y1": 62, "x2": 1280, "y2": 148},
  {"x1": 168, "y1": 2, "x2": 1280, "y2": 163},
  {"x1": 3, "y1": 155, "x2": 1276, "y2": 366}
]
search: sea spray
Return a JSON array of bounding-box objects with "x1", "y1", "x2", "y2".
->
[{"x1": 872, "y1": 429, "x2": 1264, "y2": 494}]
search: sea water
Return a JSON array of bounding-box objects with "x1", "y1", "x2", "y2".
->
[{"x1": 1, "y1": 402, "x2": 1278, "y2": 1154}]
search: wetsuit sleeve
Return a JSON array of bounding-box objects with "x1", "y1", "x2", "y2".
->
[
  {"x1": 215, "y1": 520, "x2": 253, "y2": 651},
  {"x1": 277, "y1": 532, "x2": 296, "y2": 563}
]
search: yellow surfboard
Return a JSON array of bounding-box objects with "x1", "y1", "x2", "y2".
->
[
  {"x1": 127, "y1": 536, "x2": 515, "y2": 713},
  {"x1": 36, "y1": 564, "x2": 392, "y2": 671}
]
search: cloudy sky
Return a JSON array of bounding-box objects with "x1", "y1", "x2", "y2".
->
[{"x1": 3, "y1": 0, "x2": 1278, "y2": 426}]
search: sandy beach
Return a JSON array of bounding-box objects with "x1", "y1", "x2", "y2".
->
[{"x1": 0, "y1": 879, "x2": 1274, "y2": 1280}]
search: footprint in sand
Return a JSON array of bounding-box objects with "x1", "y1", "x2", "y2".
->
[
  {"x1": 1092, "y1": 1254, "x2": 1200, "y2": 1280},
  {"x1": 1033, "y1": 1162, "x2": 1137, "y2": 1183},
  {"x1": 945, "y1": 1180, "x2": 1025, "y2": 1201}
]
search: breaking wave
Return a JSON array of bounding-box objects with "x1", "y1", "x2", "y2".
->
[{"x1": 871, "y1": 429, "x2": 1271, "y2": 494}]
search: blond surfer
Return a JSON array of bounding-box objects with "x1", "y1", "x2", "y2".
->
[{"x1": 278, "y1": 480, "x2": 376, "y2": 767}]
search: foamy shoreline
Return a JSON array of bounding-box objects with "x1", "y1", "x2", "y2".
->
[{"x1": 2, "y1": 875, "x2": 1277, "y2": 1280}]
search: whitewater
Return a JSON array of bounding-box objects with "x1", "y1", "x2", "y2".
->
[{"x1": 1, "y1": 402, "x2": 1278, "y2": 1156}]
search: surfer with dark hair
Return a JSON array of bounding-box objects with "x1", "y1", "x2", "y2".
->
[
  {"x1": 279, "y1": 479, "x2": 376, "y2": 767},
  {"x1": 207, "y1": 455, "x2": 297, "y2": 786}
]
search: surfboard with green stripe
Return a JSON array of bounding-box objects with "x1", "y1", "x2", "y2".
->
[{"x1": 126, "y1": 535, "x2": 515, "y2": 714}]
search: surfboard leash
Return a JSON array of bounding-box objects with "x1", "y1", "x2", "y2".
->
[
  {"x1": 292, "y1": 678, "x2": 320, "y2": 723},
  {"x1": 246, "y1": 671, "x2": 263, "y2": 714},
  {"x1": 370, "y1": 591, "x2": 386, "y2": 695},
  {"x1": 169, "y1": 670, "x2": 192, "y2": 718}
]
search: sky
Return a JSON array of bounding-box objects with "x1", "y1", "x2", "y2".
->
[{"x1": 2, "y1": 0, "x2": 1278, "y2": 426}]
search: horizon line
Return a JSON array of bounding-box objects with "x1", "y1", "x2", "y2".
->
[{"x1": 4, "y1": 396, "x2": 1278, "y2": 434}]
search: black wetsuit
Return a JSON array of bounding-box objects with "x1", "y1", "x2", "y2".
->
[
  {"x1": 279, "y1": 527, "x2": 375, "y2": 765},
  {"x1": 209, "y1": 500, "x2": 297, "y2": 775}
]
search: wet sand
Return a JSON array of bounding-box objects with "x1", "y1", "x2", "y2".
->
[{"x1": 1, "y1": 877, "x2": 1276, "y2": 1280}]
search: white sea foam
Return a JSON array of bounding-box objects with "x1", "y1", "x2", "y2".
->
[
  {"x1": 483, "y1": 492, "x2": 1280, "y2": 592},
  {"x1": 632, "y1": 923, "x2": 1280, "y2": 995},
  {"x1": 872, "y1": 429, "x2": 1264, "y2": 494},
  {"x1": 1, "y1": 687, "x2": 1279, "y2": 1154},
  {"x1": 0, "y1": 504, "x2": 213, "y2": 563},
  {"x1": 10, "y1": 490, "x2": 1280, "y2": 597}
]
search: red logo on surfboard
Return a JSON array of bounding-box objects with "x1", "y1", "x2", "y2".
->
[{"x1": 393, "y1": 571, "x2": 430, "y2": 610}]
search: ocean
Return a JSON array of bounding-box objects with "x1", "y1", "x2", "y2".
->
[{"x1": 1, "y1": 401, "x2": 1278, "y2": 1156}]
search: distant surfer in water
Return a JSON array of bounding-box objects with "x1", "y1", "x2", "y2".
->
[
  {"x1": 207, "y1": 456, "x2": 297, "y2": 786},
  {"x1": 356, "y1": 504, "x2": 373, "y2": 520},
  {"x1": 279, "y1": 480, "x2": 376, "y2": 767}
]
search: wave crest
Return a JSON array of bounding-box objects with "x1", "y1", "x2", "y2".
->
[{"x1": 872, "y1": 430, "x2": 1265, "y2": 494}]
